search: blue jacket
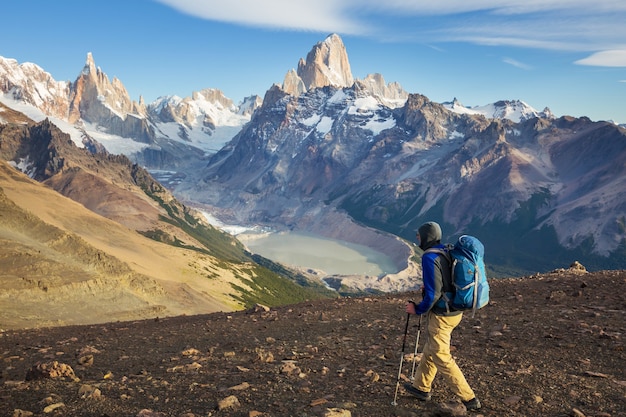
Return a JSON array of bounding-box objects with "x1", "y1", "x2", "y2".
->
[{"x1": 414, "y1": 243, "x2": 460, "y2": 316}]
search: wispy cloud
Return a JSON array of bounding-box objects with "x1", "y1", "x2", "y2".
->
[
  {"x1": 503, "y1": 58, "x2": 532, "y2": 70},
  {"x1": 575, "y1": 50, "x2": 626, "y2": 67},
  {"x1": 154, "y1": 0, "x2": 366, "y2": 34},
  {"x1": 155, "y1": 0, "x2": 626, "y2": 66}
]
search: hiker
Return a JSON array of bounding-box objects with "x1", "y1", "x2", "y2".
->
[{"x1": 404, "y1": 221, "x2": 481, "y2": 411}]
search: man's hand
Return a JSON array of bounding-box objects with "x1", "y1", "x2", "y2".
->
[{"x1": 406, "y1": 300, "x2": 417, "y2": 315}]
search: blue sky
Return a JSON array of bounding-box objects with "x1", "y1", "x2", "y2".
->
[{"x1": 2, "y1": 0, "x2": 625, "y2": 123}]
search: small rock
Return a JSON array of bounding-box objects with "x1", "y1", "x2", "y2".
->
[
  {"x1": 167, "y1": 362, "x2": 202, "y2": 373},
  {"x1": 280, "y1": 361, "x2": 301, "y2": 375},
  {"x1": 252, "y1": 303, "x2": 270, "y2": 313},
  {"x1": 26, "y1": 361, "x2": 77, "y2": 381},
  {"x1": 436, "y1": 401, "x2": 467, "y2": 417},
  {"x1": 78, "y1": 384, "x2": 102, "y2": 400},
  {"x1": 322, "y1": 408, "x2": 351, "y2": 417},
  {"x1": 310, "y1": 398, "x2": 328, "y2": 407},
  {"x1": 136, "y1": 410, "x2": 167, "y2": 417},
  {"x1": 584, "y1": 371, "x2": 609, "y2": 378},
  {"x1": 503, "y1": 395, "x2": 522, "y2": 405},
  {"x1": 42, "y1": 403, "x2": 65, "y2": 414},
  {"x1": 181, "y1": 348, "x2": 201, "y2": 357},
  {"x1": 255, "y1": 348, "x2": 274, "y2": 363},
  {"x1": 77, "y1": 355, "x2": 94, "y2": 366},
  {"x1": 218, "y1": 395, "x2": 240, "y2": 410},
  {"x1": 12, "y1": 410, "x2": 34, "y2": 417},
  {"x1": 570, "y1": 408, "x2": 586, "y2": 417},
  {"x1": 569, "y1": 261, "x2": 587, "y2": 272},
  {"x1": 228, "y1": 382, "x2": 250, "y2": 391}
]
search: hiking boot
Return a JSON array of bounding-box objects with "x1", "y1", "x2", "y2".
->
[
  {"x1": 463, "y1": 397, "x2": 482, "y2": 410},
  {"x1": 403, "y1": 383, "x2": 431, "y2": 401}
]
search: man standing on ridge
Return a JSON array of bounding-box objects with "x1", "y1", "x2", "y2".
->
[{"x1": 404, "y1": 221, "x2": 481, "y2": 411}]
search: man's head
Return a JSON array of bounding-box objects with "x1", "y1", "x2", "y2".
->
[{"x1": 416, "y1": 221, "x2": 442, "y2": 250}]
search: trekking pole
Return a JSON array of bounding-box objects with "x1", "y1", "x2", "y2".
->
[
  {"x1": 409, "y1": 314, "x2": 422, "y2": 381},
  {"x1": 392, "y1": 312, "x2": 411, "y2": 406}
]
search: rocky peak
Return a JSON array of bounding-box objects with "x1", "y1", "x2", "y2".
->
[
  {"x1": 191, "y1": 88, "x2": 234, "y2": 109},
  {"x1": 295, "y1": 33, "x2": 354, "y2": 92},
  {"x1": 282, "y1": 69, "x2": 307, "y2": 97},
  {"x1": 0, "y1": 56, "x2": 71, "y2": 119},
  {"x1": 355, "y1": 73, "x2": 408, "y2": 108},
  {"x1": 238, "y1": 95, "x2": 263, "y2": 116},
  {"x1": 69, "y1": 53, "x2": 139, "y2": 123}
]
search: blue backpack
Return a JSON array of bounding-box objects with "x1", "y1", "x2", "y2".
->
[{"x1": 428, "y1": 235, "x2": 489, "y2": 317}]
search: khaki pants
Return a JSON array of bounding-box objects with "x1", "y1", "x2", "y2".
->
[{"x1": 412, "y1": 311, "x2": 475, "y2": 401}]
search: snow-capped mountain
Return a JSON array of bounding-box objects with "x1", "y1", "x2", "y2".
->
[
  {"x1": 147, "y1": 89, "x2": 256, "y2": 155},
  {"x1": 0, "y1": 54, "x2": 259, "y2": 168},
  {"x1": 443, "y1": 97, "x2": 555, "y2": 123},
  {"x1": 173, "y1": 35, "x2": 626, "y2": 274}
]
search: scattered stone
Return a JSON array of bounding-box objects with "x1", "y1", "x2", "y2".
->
[
  {"x1": 78, "y1": 384, "x2": 102, "y2": 400},
  {"x1": 167, "y1": 362, "x2": 202, "y2": 373},
  {"x1": 181, "y1": 348, "x2": 201, "y2": 357},
  {"x1": 310, "y1": 398, "x2": 328, "y2": 407},
  {"x1": 570, "y1": 408, "x2": 586, "y2": 417},
  {"x1": 75, "y1": 345, "x2": 100, "y2": 357},
  {"x1": 569, "y1": 261, "x2": 587, "y2": 273},
  {"x1": 77, "y1": 354, "x2": 94, "y2": 366},
  {"x1": 584, "y1": 371, "x2": 610, "y2": 378},
  {"x1": 280, "y1": 360, "x2": 301, "y2": 375},
  {"x1": 503, "y1": 395, "x2": 522, "y2": 405},
  {"x1": 136, "y1": 410, "x2": 167, "y2": 417},
  {"x1": 255, "y1": 348, "x2": 274, "y2": 363},
  {"x1": 365, "y1": 369, "x2": 380, "y2": 382},
  {"x1": 228, "y1": 382, "x2": 250, "y2": 391},
  {"x1": 25, "y1": 361, "x2": 77, "y2": 381},
  {"x1": 322, "y1": 408, "x2": 351, "y2": 417},
  {"x1": 251, "y1": 304, "x2": 270, "y2": 313},
  {"x1": 436, "y1": 401, "x2": 468, "y2": 416},
  {"x1": 217, "y1": 395, "x2": 240, "y2": 410},
  {"x1": 42, "y1": 403, "x2": 65, "y2": 413},
  {"x1": 12, "y1": 410, "x2": 34, "y2": 417}
]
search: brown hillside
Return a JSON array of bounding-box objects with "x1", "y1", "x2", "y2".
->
[
  {"x1": 0, "y1": 160, "x2": 267, "y2": 329},
  {"x1": 1, "y1": 270, "x2": 624, "y2": 417}
]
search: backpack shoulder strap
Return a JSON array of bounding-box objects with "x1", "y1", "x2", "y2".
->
[{"x1": 424, "y1": 244, "x2": 453, "y2": 264}]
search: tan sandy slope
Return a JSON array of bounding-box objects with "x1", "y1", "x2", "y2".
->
[{"x1": 0, "y1": 161, "x2": 255, "y2": 330}]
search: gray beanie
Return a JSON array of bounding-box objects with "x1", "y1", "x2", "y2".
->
[{"x1": 417, "y1": 221, "x2": 442, "y2": 250}]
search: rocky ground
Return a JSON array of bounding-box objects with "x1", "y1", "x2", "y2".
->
[{"x1": 1, "y1": 269, "x2": 625, "y2": 417}]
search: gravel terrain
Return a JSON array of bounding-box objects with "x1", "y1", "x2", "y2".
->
[{"x1": 1, "y1": 269, "x2": 625, "y2": 417}]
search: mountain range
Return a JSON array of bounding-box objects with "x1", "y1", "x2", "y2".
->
[{"x1": 1, "y1": 33, "x2": 625, "y2": 320}]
